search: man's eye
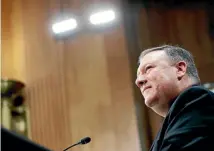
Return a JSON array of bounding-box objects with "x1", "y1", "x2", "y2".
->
[{"x1": 145, "y1": 66, "x2": 153, "y2": 72}]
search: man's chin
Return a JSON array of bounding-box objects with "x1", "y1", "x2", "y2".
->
[{"x1": 145, "y1": 98, "x2": 156, "y2": 108}]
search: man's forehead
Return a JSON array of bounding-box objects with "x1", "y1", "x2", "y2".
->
[{"x1": 139, "y1": 50, "x2": 167, "y2": 65}]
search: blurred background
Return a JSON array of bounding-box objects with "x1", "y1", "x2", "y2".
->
[{"x1": 1, "y1": 0, "x2": 214, "y2": 151}]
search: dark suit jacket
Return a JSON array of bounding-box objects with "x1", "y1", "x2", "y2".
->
[{"x1": 150, "y1": 85, "x2": 214, "y2": 151}]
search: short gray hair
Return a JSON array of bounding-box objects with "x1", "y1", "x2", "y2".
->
[{"x1": 139, "y1": 45, "x2": 200, "y2": 83}]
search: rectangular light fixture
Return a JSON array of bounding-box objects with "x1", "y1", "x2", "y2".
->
[
  {"x1": 89, "y1": 10, "x2": 116, "y2": 25},
  {"x1": 52, "y1": 18, "x2": 77, "y2": 34}
]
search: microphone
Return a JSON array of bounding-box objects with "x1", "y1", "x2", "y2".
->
[{"x1": 63, "y1": 137, "x2": 91, "y2": 151}]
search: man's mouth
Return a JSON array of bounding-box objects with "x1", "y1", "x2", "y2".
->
[{"x1": 142, "y1": 86, "x2": 151, "y2": 93}]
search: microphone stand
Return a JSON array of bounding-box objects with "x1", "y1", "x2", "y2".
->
[
  {"x1": 63, "y1": 137, "x2": 91, "y2": 151},
  {"x1": 63, "y1": 142, "x2": 80, "y2": 151}
]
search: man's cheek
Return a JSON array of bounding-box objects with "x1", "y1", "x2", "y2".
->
[{"x1": 150, "y1": 73, "x2": 161, "y2": 82}]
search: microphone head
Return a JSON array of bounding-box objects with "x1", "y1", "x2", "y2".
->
[{"x1": 79, "y1": 137, "x2": 91, "y2": 145}]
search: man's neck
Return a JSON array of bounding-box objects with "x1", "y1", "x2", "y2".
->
[
  {"x1": 178, "y1": 77, "x2": 199, "y2": 93},
  {"x1": 162, "y1": 78, "x2": 199, "y2": 117}
]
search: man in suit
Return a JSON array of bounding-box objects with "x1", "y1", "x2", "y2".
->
[{"x1": 135, "y1": 45, "x2": 214, "y2": 151}]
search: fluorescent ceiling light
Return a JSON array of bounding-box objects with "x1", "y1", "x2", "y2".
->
[
  {"x1": 89, "y1": 10, "x2": 116, "y2": 25},
  {"x1": 52, "y1": 18, "x2": 77, "y2": 34}
]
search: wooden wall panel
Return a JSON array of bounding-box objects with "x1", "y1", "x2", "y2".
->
[
  {"x1": 138, "y1": 8, "x2": 214, "y2": 141},
  {"x1": 2, "y1": 0, "x2": 142, "y2": 151},
  {"x1": 2, "y1": 0, "x2": 15, "y2": 78},
  {"x1": 103, "y1": 27, "x2": 141, "y2": 151}
]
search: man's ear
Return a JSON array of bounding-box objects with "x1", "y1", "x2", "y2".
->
[{"x1": 175, "y1": 61, "x2": 187, "y2": 80}]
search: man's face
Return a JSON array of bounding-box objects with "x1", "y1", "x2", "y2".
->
[{"x1": 136, "y1": 51, "x2": 179, "y2": 114}]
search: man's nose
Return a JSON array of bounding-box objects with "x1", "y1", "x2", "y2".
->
[{"x1": 135, "y1": 77, "x2": 147, "y2": 88}]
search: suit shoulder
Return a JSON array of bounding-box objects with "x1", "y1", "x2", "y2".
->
[
  {"x1": 182, "y1": 86, "x2": 214, "y2": 98},
  {"x1": 171, "y1": 86, "x2": 214, "y2": 109},
  {"x1": 167, "y1": 86, "x2": 214, "y2": 122}
]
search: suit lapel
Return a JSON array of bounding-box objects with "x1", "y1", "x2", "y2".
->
[{"x1": 150, "y1": 115, "x2": 170, "y2": 151}]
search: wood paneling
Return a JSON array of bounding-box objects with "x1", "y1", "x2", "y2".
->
[
  {"x1": 138, "y1": 8, "x2": 214, "y2": 141},
  {"x1": 2, "y1": 0, "x2": 14, "y2": 78},
  {"x1": 2, "y1": 0, "x2": 142, "y2": 151}
]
